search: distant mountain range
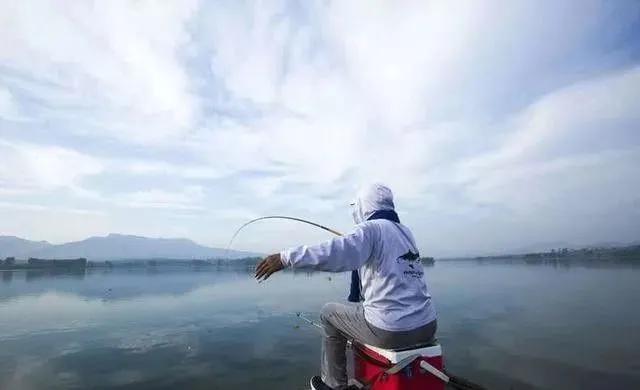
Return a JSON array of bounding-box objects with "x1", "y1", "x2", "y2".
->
[
  {"x1": 0, "y1": 234, "x2": 259, "y2": 260},
  {"x1": 0, "y1": 236, "x2": 51, "y2": 258}
]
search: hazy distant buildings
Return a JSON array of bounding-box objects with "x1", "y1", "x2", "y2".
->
[
  {"x1": 0, "y1": 257, "x2": 87, "y2": 270},
  {"x1": 27, "y1": 258, "x2": 87, "y2": 268}
]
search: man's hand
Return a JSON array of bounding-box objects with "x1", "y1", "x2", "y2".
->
[{"x1": 255, "y1": 253, "x2": 284, "y2": 282}]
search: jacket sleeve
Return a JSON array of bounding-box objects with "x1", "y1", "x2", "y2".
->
[{"x1": 280, "y1": 223, "x2": 376, "y2": 272}]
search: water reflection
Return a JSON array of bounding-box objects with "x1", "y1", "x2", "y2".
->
[
  {"x1": 0, "y1": 262, "x2": 639, "y2": 390},
  {"x1": 471, "y1": 256, "x2": 640, "y2": 269},
  {"x1": 2, "y1": 271, "x2": 12, "y2": 283},
  {"x1": 25, "y1": 268, "x2": 86, "y2": 282}
]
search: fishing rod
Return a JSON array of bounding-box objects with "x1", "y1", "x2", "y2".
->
[{"x1": 226, "y1": 215, "x2": 343, "y2": 257}]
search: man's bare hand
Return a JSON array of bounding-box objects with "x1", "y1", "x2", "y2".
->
[{"x1": 255, "y1": 253, "x2": 284, "y2": 282}]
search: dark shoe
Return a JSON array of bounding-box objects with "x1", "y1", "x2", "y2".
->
[
  {"x1": 310, "y1": 376, "x2": 359, "y2": 390},
  {"x1": 310, "y1": 376, "x2": 332, "y2": 390}
]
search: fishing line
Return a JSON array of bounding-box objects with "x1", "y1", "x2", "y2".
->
[
  {"x1": 227, "y1": 216, "x2": 341, "y2": 331},
  {"x1": 295, "y1": 312, "x2": 325, "y2": 331}
]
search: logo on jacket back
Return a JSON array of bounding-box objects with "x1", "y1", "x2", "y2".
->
[
  {"x1": 397, "y1": 250, "x2": 423, "y2": 278},
  {"x1": 397, "y1": 250, "x2": 420, "y2": 265}
]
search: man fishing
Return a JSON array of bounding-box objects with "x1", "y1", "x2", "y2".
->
[{"x1": 255, "y1": 183, "x2": 438, "y2": 390}]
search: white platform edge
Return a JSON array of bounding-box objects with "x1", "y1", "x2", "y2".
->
[{"x1": 363, "y1": 344, "x2": 442, "y2": 364}]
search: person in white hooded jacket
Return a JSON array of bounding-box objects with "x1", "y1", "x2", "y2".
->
[{"x1": 255, "y1": 184, "x2": 437, "y2": 390}]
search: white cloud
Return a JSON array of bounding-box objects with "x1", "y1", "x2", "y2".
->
[
  {"x1": 120, "y1": 160, "x2": 222, "y2": 180},
  {"x1": 0, "y1": 0, "x2": 199, "y2": 144},
  {"x1": 0, "y1": 86, "x2": 24, "y2": 121},
  {"x1": 465, "y1": 67, "x2": 640, "y2": 170},
  {"x1": 0, "y1": 201, "x2": 105, "y2": 216},
  {"x1": 411, "y1": 67, "x2": 640, "y2": 255},
  {"x1": 203, "y1": 1, "x2": 293, "y2": 105},
  {"x1": 187, "y1": 0, "x2": 637, "y2": 202},
  {"x1": 114, "y1": 186, "x2": 205, "y2": 210},
  {"x1": 0, "y1": 140, "x2": 103, "y2": 194},
  {"x1": 457, "y1": 67, "x2": 640, "y2": 203},
  {"x1": 0, "y1": 1, "x2": 638, "y2": 254}
]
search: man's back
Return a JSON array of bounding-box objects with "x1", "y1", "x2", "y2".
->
[{"x1": 359, "y1": 219, "x2": 436, "y2": 332}]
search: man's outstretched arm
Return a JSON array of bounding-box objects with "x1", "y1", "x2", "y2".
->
[{"x1": 255, "y1": 224, "x2": 375, "y2": 282}]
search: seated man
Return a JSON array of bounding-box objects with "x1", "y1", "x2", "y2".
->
[{"x1": 255, "y1": 183, "x2": 437, "y2": 390}]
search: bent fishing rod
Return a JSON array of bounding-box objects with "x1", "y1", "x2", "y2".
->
[{"x1": 226, "y1": 215, "x2": 343, "y2": 256}]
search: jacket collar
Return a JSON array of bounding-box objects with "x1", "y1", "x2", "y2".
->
[{"x1": 367, "y1": 209, "x2": 400, "y2": 223}]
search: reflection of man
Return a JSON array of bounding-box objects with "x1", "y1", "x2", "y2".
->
[{"x1": 256, "y1": 184, "x2": 437, "y2": 390}]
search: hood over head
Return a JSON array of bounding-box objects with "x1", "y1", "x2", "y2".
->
[{"x1": 351, "y1": 183, "x2": 395, "y2": 224}]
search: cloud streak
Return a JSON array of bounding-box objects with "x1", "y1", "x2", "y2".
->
[{"x1": 0, "y1": 0, "x2": 639, "y2": 255}]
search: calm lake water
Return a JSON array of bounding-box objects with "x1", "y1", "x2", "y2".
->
[{"x1": 1, "y1": 261, "x2": 639, "y2": 390}]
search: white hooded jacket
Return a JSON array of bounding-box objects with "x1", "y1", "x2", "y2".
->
[{"x1": 280, "y1": 184, "x2": 436, "y2": 332}]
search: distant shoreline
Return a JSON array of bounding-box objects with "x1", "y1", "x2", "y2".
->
[
  {"x1": 441, "y1": 244, "x2": 640, "y2": 263},
  {"x1": 0, "y1": 256, "x2": 263, "y2": 271},
  {"x1": 2, "y1": 245, "x2": 638, "y2": 271}
]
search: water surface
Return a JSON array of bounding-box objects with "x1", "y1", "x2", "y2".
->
[{"x1": 1, "y1": 261, "x2": 639, "y2": 389}]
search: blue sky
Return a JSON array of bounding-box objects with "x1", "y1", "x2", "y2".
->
[{"x1": 0, "y1": 1, "x2": 639, "y2": 257}]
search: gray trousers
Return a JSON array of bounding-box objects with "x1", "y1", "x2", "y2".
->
[{"x1": 320, "y1": 302, "x2": 437, "y2": 389}]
